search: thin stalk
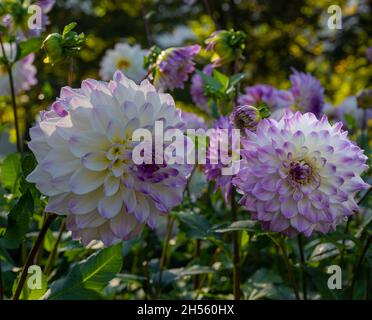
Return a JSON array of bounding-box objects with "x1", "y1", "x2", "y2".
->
[
  {"x1": 68, "y1": 57, "x2": 74, "y2": 86},
  {"x1": 297, "y1": 235, "x2": 307, "y2": 300},
  {"x1": 0, "y1": 35, "x2": 22, "y2": 152},
  {"x1": 193, "y1": 239, "x2": 201, "y2": 290},
  {"x1": 13, "y1": 214, "x2": 56, "y2": 300},
  {"x1": 141, "y1": 0, "x2": 153, "y2": 46},
  {"x1": 230, "y1": 189, "x2": 240, "y2": 300},
  {"x1": 157, "y1": 215, "x2": 175, "y2": 297},
  {"x1": 277, "y1": 236, "x2": 300, "y2": 300},
  {"x1": 44, "y1": 221, "x2": 65, "y2": 276},
  {"x1": 143, "y1": 260, "x2": 154, "y2": 300},
  {"x1": 340, "y1": 187, "x2": 371, "y2": 267},
  {"x1": 339, "y1": 218, "x2": 351, "y2": 268},
  {"x1": 202, "y1": 0, "x2": 218, "y2": 28},
  {"x1": 349, "y1": 235, "x2": 371, "y2": 300},
  {"x1": 0, "y1": 262, "x2": 4, "y2": 300}
]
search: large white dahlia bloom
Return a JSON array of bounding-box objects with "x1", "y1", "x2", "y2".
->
[
  {"x1": 99, "y1": 43, "x2": 147, "y2": 83},
  {"x1": 27, "y1": 71, "x2": 190, "y2": 246},
  {"x1": 233, "y1": 110, "x2": 370, "y2": 237}
]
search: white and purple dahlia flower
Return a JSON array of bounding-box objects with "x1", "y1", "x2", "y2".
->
[
  {"x1": 27, "y1": 71, "x2": 191, "y2": 246},
  {"x1": 154, "y1": 44, "x2": 200, "y2": 91},
  {"x1": 233, "y1": 110, "x2": 369, "y2": 237}
]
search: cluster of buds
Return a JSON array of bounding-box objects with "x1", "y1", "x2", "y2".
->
[
  {"x1": 42, "y1": 22, "x2": 85, "y2": 65},
  {"x1": 205, "y1": 29, "x2": 246, "y2": 66}
]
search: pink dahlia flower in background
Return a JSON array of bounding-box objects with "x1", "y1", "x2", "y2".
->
[
  {"x1": 238, "y1": 84, "x2": 291, "y2": 111},
  {"x1": 204, "y1": 116, "x2": 240, "y2": 202},
  {"x1": 0, "y1": 44, "x2": 37, "y2": 96},
  {"x1": 288, "y1": 69, "x2": 325, "y2": 118},
  {"x1": 27, "y1": 71, "x2": 191, "y2": 246},
  {"x1": 233, "y1": 110, "x2": 369, "y2": 237},
  {"x1": 190, "y1": 64, "x2": 214, "y2": 113},
  {"x1": 180, "y1": 110, "x2": 207, "y2": 130},
  {"x1": 154, "y1": 44, "x2": 200, "y2": 91}
]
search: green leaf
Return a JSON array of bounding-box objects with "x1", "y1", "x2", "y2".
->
[
  {"x1": 48, "y1": 243, "x2": 123, "y2": 300},
  {"x1": 0, "y1": 153, "x2": 21, "y2": 194},
  {"x1": 1, "y1": 190, "x2": 34, "y2": 249},
  {"x1": 176, "y1": 210, "x2": 214, "y2": 239},
  {"x1": 16, "y1": 38, "x2": 42, "y2": 61},
  {"x1": 227, "y1": 73, "x2": 245, "y2": 90},
  {"x1": 243, "y1": 268, "x2": 293, "y2": 300},
  {"x1": 19, "y1": 153, "x2": 37, "y2": 194},
  {"x1": 62, "y1": 22, "x2": 77, "y2": 37},
  {"x1": 214, "y1": 220, "x2": 260, "y2": 233}
]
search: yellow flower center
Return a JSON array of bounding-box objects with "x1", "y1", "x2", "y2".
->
[{"x1": 116, "y1": 58, "x2": 131, "y2": 69}]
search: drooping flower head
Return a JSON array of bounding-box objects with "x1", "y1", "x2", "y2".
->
[
  {"x1": 99, "y1": 43, "x2": 147, "y2": 83},
  {"x1": 0, "y1": 44, "x2": 37, "y2": 96},
  {"x1": 288, "y1": 69, "x2": 325, "y2": 117},
  {"x1": 205, "y1": 29, "x2": 246, "y2": 66},
  {"x1": 27, "y1": 71, "x2": 191, "y2": 246},
  {"x1": 233, "y1": 110, "x2": 369, "y2": 237},
  {"x1": 238, "y1": 84, "x2": 291, "y2": 111},
  {"x1": 190, "y1": 64, "x2": 214, "y2": 112},
  {"x1": 154, "y1": 44, "x2": 200, "y2": 91},
  {"x1": 204, "y1": 116, "x2": 240, "y2": 202}
]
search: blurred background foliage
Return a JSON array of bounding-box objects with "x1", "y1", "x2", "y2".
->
[
  {"x1": 0, "y1": 0, "x2": 371, "y2": 301},
  {"x1": 1, "y1": 0, "x2": 371, "y2": 149}
]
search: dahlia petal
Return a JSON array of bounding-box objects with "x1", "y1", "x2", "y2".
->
[
  {"x1": 69, "y1": 168, "x2": 106, "y2": 194},
  {"x1": 98, "y1": 191, "x2": 123, "y2": 219},
  {"x1": 82, "y1": 151, "x2": 110, "y2": 171}
]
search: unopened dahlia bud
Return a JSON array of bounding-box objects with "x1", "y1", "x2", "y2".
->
[
  {"x1": 42, "y1": 33, "x2": 63, "y2": 64},
  {"x1": 205, "y1": 29, "x2": 246, "y2": 66},
  {"x1": 357, "y1": 89, "x2": 372, "y2": 110},
  {"x1": 230, "y1": 105, "x2": 260, "y2": 132},
  {"x1": 230, "y1": 104, "x2": 270, "y2": 132},
  {"x1": 42, "y1": 22, "x2": 85, "y2": 65}
]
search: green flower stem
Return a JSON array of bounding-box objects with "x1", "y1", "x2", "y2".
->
[
  {"x1": 349, "y1": 234, "x2": 371, "y2": 300},
  {"x1": 13, "y1": 214, "x2": 57, "y2": 300},
  {"x1": 140, "y1": 0, "x2": 153, "y2": 46},
  {"x1": 193, "y1": 239, "x2": 201, "y2": 290},
  {"x1": 44, "y1": 221, "x2": 66, "y2": 276},
  {"x1": 0, "y1": 35, "x2": 22, "y2": 153},
  {"x1": 68, "y1": 57, "x2": 74, "y2": 86},
  {"x1": 297, "y1": 234, "x2": 307, "y2": 300},
  {"x1": 230, "y1": 189, "x2": 241, "y2": 300},
  {"x1": 0, "y1": 262, "x2": 4, "y2": 300},
  {"x1": 277, "y1": 236, "x2": 300, "y2": 300},
  {"x1": 340, "y1": 186, "x2": 371, "y2": 268},
  {"x1": 157, "y1": 215, "x2": 175, "y2": 298}
]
